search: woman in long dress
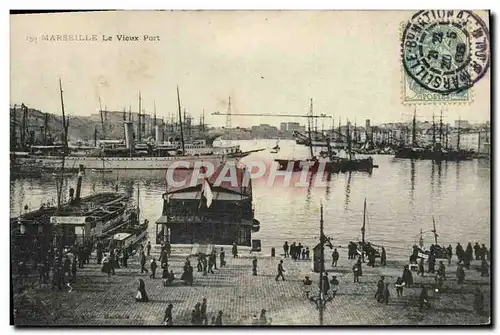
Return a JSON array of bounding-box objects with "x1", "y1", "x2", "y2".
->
[{"x1": 136, "y1": 278, "x2": 149, "y2": 302}]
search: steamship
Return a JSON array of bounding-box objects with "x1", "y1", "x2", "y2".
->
[{"x1": 11, "y1": 122, "x2": 251, "y2": 170}]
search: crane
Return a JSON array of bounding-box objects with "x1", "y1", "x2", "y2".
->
[{"x1": 212, "y1": 111, "x2": 332, "y2": 119}]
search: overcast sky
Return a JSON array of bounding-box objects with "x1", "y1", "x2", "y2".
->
[{"x1": 10, "y1": 11, "x2": 490, "y2": 128}]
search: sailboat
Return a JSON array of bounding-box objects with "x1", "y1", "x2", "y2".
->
[
  {"x1": 356, "y1": 198, "x2": 381, "y2": 259},
  {"x1": 411, "y1": 216, "x2": 448, "y2": 260}
]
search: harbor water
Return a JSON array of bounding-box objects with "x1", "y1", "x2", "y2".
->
[{"x1": 10, "y1": 140, "x2": 491, "y2": 259}]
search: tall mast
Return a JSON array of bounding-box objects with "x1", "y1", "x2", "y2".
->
[
  {"x1": 99, "y1": 97, "x2": 104, "y2": 134},
  {"x1": 347, "y1": 120, "x2": 352, "y2": 161},
  {"x1": 307, "y1": 98, "x2": 314, "y2": 158},
  {"x1": 11, "y1": 105, "x2": 17, "y2": 150},
  {"x1": 138, "y1": 91, "x2": 142, "y2": 142},
  {"x1": 445, "y1": 124, "x2": 449, "y2": 149},
  {"x1": 457, "y1": 117, "x2": 461, "y2": 150},
  {"x1": 432, "y1": 216, "x2": 438, "y2": 245},
  {"x1": 432, "y1": 114, "x2": 436, "y2": 149},
  {"x1": 361, "y1": 198, "x2": 366, "y2": 263},
  {"x1": 439, "y1": 109, "x2": 443, "y2": 146},
  {"x1": 319, "y1": 202, "x2": 325, "y2": 326},
  {"x1": 412, "y1": 107, "x2": 417, "y2": 146},
  {"x1": 57, "y1": 78, "x2": 68, "y2": 211},
  {"x1": 177, "y1": 86, "x2": 185, "y2": 155},
  {"x1": 128, "y1": 104, "x2": 132, "y2": 122},
  {"x1": 153, "y1": 100, "x2": 157, "y2": 138}
]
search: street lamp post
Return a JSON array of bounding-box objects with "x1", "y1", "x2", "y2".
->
[{"x1": 304, "y1": 202, "x2": 336, "y2": 325}]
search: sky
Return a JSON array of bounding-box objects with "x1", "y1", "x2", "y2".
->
[{"x1": 10, "y1": 11, "x2": 491, "y2": 128}]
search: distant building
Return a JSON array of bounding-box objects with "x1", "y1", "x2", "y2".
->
[
  {"x1": 454, "y1": 120, "x2": 470, "y2": 129},
  {"x1": 449, "y1": 130, "x2": 490, "y2": 154},
  {"x1": 280, "y1": 123, "x2": 287, "y2": 132}
]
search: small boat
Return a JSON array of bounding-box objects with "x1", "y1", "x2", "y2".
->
[
  {"x1": 410, "y1": 217, "x2": 448, "y2": 261},
  {"x1": 356, "y1": 198, "x2": 382, "y2": 259}
]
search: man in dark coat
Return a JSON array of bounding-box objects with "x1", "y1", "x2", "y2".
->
[
  {"x1": 150, "y1": 258, "x2": 157, "y2": 279},
  {"x1": 252, "y1": 257, "x2": 258, "y2": 276},
  {"x1": 122, "y1": 248, "x2": 129, "y2": 268},
  {"x1": 474, "y1": 288, "x2": 484, "y2": 316},
  {"x1": 215, "y1": 310, "x2": 223, "y2": 325},
  {"x1": 200, "y1": 298, "x2": 208, "y2": 325},
  {"x1": 465, "y1": 242, "x2": 473, "y2": 262},
  {"x1": 283, "y1": 241, "x2": 289, "y2": 258},
  {"x1": 402, "y1": 265, "x2": 413, "y2": 287},
  {"x1": 331, "y1": 248, "x2": 339, "y2": 267},
  {"x1": 380, "y1": 247, "x2": 387, "y2": 266},
  {"x1": 352, "y1": 262, "x2": 360, "y2": 283},
  {"x1": 417, "y1": 258, "x2": 425, "y2": 277},
  {"x1": 232, "y1": 243, "x2": 238, "y2": 258},
  {"x1": 456, "y1": 243, "x2": 464, "y2": 264},
  {"x1": 220, "y1": 248, "x2": 226, "y2": 267},
  {"x1": 275, "y1": 260, "x2": 285, "y2": 281},
  {"x1": 146, "y1": 241, "x2": 151, "y2": 256},
  {"x1": 375, "y1": 276, "x2": 385, "y2": 302},
  {"x1": 164, "y1": 304, "x2": 173, "y2": 325},
  {"x1": 96, "y1": 241, "x2": 103, "y2": 264},
  {"x1": 419, "y1": 285, "x2": 431, "y2": 311},
  {"x1": 140, "y1": 252, "x2": 148, "y2": 274},
  {"x1": 473, "y1": 242, "x2": 481, "y2": 260},
  {"x1": 456, "y1": 265, "x2": 465, "y2": 284},
  {"x1": 428, "y1": 253, "x2": 436, "y2": 273}
]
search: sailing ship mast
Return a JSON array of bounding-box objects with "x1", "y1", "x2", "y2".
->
[
  {"x1": 138, "y1": 91, "x2": 142, "y2": 142},
  {"x1": 177, "y1": 86, "x2": 185, "y2": 155},
  {"x1": 307, "y1": 99, "x2": 314, "y2": 159},
  {"x1": 456, "y1": 117, "x2": 461, "y2": 151},
  {"x1": 360, "y1": 198, "x2": 366, "y2": 263},
  {"x1": 412, "y1": 107, "x2": 417, "y2": 146},
  {"x1": 56, "y1": 79, "x2": 68, "y2": 211},
  {"x1": 431, "y1": 216, "x2": 439, "y2": 245}
]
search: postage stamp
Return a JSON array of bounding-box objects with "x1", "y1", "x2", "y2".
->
[{"x1": 401, "y1": 10, "x2": 490, "y2": 104}]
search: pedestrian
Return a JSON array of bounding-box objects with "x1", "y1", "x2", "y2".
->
[
  {"x1": 480, "y1": 259, "x2": 489, "y2": 277},
  {"x1": 428, "y1": 253, "x2": 435, "y2": 273},
  {"x1": 446, "y1": 244, "x2": 453, "y2": 265},
  {"x1": 215, "y1": 310, "x2": 223, "y2": 325},
  {"x1": 331, "y1": 248, "x2": 339, "y2": 267},
  {"x1": 194, "y1": 303, "x2": 202, "y2": 325},
  {"x1": 252, "y1": 257, "x2": 258, "y2": 276},
  {"x1": 275, "y1": 260, "x2": 285, "y2": 281},
  {"x1": 109, "y1": 250, "x2": 115, "y2": 275},
  {"x1": 136, "y1": 279, "x2": 149, "y2": 302},
  {"x1": 147, "y1": 241, "x2": 151, "y2": 256},
  {"x1": 357, "y1": 258, "x2": 363, "y2": 276},
  {"x1": 162, "y1": 262, "x2": 169, "y2": 286},
  {"x1": 383, "y1": 283, "x2": 390, "y2": 304},
  {"x1": 211, "y1": 316, "x2": 216, "y2": 325},
  {"x1": 283, "y1": 241, "x2": 289, "y2": 258},
  {"x1": 140, "y1": 252, "x2": 148, "y2": 274},
  {"x1": 456, "y1": 264, "x2": 465, "y2": 284},
  {"x1": 465, "y1": 242, "x2": 473, "y2": 262},
  {"x1": 259, "y1": 309, "x2": 267, "y2": 325},
  {"x1": 97, "y1": 241, "x2": 103, "y2": 264},
  {"x1": 220, "y1": 248, "x2": 226, "y2": 267},
  {"x1": 200, "y1": 298, "x2": 208, "y2": 325},
  {"x1": 480, "y1": 244, "x2": 487, "y2": 261},
  {"x1": 301, "y1": 248, "x2": 306, "y2": 260},
  {"x1": 474, "y1": 288, "x2": 484, "y2": 316},
  {"x1": 321, "y1": 272, "x2": 330, "y2": 296},
  {"x1": 417, "y1": 258, "x2": 425, "y2": 277},
  {"x1": 464, "y1": 252, "x2": 471, "y2": 270},
  {"x1": 164, "y1": 303, "x2": 173, "y2": 325},
  {"x1": 208, "y1": 255, "x2": 214, "y2": 274},
  {"x1": 395, "y1": 277, "x2": 404, "y2": 297},
  {"x1": 197, "y1": 253, "x2": 203, "y2": 272},
  {"x1": 419, "y1": 285, "x2": 431, "y2": 311},
  {"x1": 212, "y1": 250, "x2": 217, "y2": 270},
  {"x1": 71, "y1": 256, "x2": 77, "y2": 283},
  {"x1": 232, "y1": 242, "x2": 238, "y2": 258},
  {"x1": 375, "y1": 276, "x2": 385, "y2": 303},
  {"x1": 203, "y1": 255, "x2": 208, "y2": 276},
  {"x1": 150, "y1": 258, "x2": 157, "y2": 279},
  {"x1": 473, "y1": 242, "x2": 481, "y2": 260},
  {"x1": 353, "y1": 261, "x2": 360, "y2": 283},
  {"x1": 456, "y1": 243, "x2": 464, "y2": 264},
  {"x1": 380, "y1": 247, "x2": 386, "y2": 266},
  {"x1": 305, "y1": 247, "x2": 310, "y2": 260},
  {"x1": 438, "y1": 261, "x2": 446, "y2": 279},
  {"x1": 402, "y1": 265, "x2": 413, "y2": 287},
  {"x1": 122, "y1": 248, "x2": 129, "y2": 268}
]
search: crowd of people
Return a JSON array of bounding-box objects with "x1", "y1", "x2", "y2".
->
[{"x1": 282, "y1": 241, "x2": 310, "y2": 261}]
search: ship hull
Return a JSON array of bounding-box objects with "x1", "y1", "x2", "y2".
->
[{"x1": 12, "y1": 154, "x2": 241, "y2": 170}]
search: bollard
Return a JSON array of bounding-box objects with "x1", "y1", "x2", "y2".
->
[{"x1": 271, "y1": 247, "x2": 275, "y2": 257}]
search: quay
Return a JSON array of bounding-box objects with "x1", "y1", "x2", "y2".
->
[{"x1": 12, "y1": 244, "x2": 490, "y2": 326}]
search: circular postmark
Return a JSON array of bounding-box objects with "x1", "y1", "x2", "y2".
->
[{"x1": 402, "y1": 10, "x2": 490, "y2": 94}]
